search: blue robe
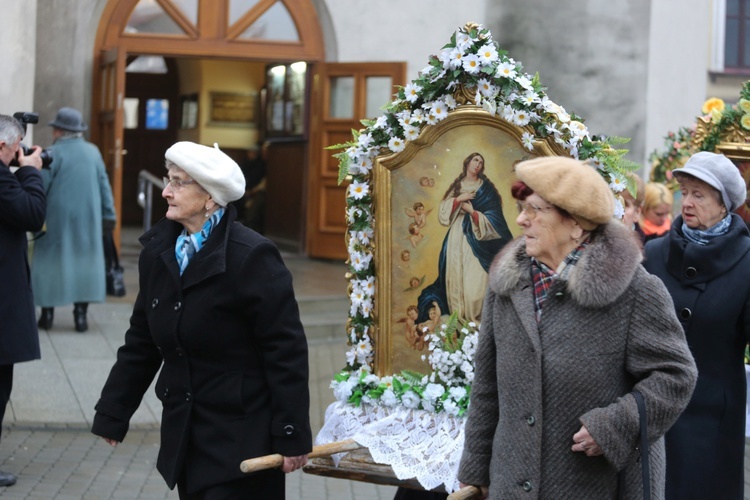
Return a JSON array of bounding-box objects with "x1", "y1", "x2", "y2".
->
[{"x1": 417, "y1": 180, "x2": 511, "y2": 322}]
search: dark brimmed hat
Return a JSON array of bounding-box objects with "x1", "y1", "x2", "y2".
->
[{"x1": 48, "y1": 107, "x2": 88, "y2": 132}]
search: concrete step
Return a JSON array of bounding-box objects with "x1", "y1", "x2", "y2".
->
[{"x1": 296, "y1": 295, "x2": 349, "y2": 341}]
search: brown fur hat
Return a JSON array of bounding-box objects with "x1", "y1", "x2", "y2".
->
[{"x1": 515, "y1": 156, "x2": 614, "y2": 230}]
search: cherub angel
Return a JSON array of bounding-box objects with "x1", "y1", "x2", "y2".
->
[
  {"x1": 417, "y1": 301, "x2": 442, "y2": 336},
  {"x1": 407, "y1": 223, "x2": 424, "y2": 248},
  {"x1": 396, "y1": 305, "x2": 422, "y2": 350},
  {"x1": 404, "y1": 275, "x2": 425, "y2": 292},
  {"x1": 405, "y1": 202, "x2": 432, "y2": 229}
]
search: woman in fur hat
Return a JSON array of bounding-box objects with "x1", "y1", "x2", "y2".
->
[
  {"x1": 643, "y1": 151, "x2": 750, "y2": 500},
  {"x1": 457, "y1": 156, "x2": 697, "y2": 499},
  {"x1": 91, "y1": 142, "x2": 311, "y2": 498}
]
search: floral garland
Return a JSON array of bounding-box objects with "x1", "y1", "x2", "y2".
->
[
  {"x1": 330, "y1": 23, "x2": 637, "y2": 416},
  {"x1": 649, "y1": 80, "x2": 750, "y2": 186},
  {"x1": 648, "y1": 126, "x2": 695, "y2": 186}
]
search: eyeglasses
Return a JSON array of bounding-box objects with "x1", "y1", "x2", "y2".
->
[
  {"x1": 516, "y1": 201, "x2": 554, "y2": 220},
  {"x1": 163, "y1": 177, "x2": 197, "y2": 190}
]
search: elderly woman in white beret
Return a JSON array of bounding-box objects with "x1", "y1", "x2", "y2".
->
[
  {"x1": 91, "y1": 142, "x2": 311, "y2": 498},
  {"x1": 457, "y1": 156, "x2": 697, "y2": 499},
  {"x1": 643, "y1": 151, "x2": 750, "y2": 500}
]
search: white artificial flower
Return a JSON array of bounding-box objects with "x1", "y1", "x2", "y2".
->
[
  {"x1": 424, "y1": 383, "x2": 445, "y2": 401},
  {"x1": 357, "y1": 227, "x2": 374, "y2": 245},
  {"x1": 403, "y1": 124, "x2": 420, "y2": 142},
  {"x1": 609, "y1": 173, "x2": 627, "y2": 193},
  {"x1": 496, "y1": 61, "x2": 517, "y2": 79},
  {"x1": 482, "y1": 98, "x2": 497, "y2": 116},
  {"x1": 501, "y1": 105, "x2": 515, "y2": 122},
  {"x1": 381, "y1": 388, "x2": 398, "y2": 407},
  {"x1": 357, "y1": 132, "x2": 372, "y2": 149},
  {"x1": 444, "y1": 94, "x2": 458, "y2": 110},
  {"x1": 477, "y1": 78, "x2": 495, "y2": 98},
  {"x1": 513, "y1": 109, "x2": 531, "y2": 126},
  {"x1": 545, "y1": 123, "x2": 561, "y2": 138},
  {"x1": 348, "y1": 180, "x2": 369, "y2": 200},
  {"x1": 439, "y1": 48, "x2": 453, "y2": 69},
  {"x1": 447, "y1": 48, "x2": 465, "y2": 70},
  {"x1": 404, "y1": 82, "x2": 422, "y2": 104},
  {"x1": 449, "y1": 386, "x2": 467, "y2": 400},
  {"x1": 455, "y1": 32, "x2": 473, "y2": 51},
  {"x1": 419, "y1": 65, "x2": 434, "y2": 77},
  {"x1": 538, "y1": 95, "x2": 553, "y2": 111},
  {"x1": 373, "y1": 115, "x2": 388, "y2": 129},
  {"x1": 613, "y1": 197, "x2": 625, "y2": 219},
  {"x1": 519, "y1": 90, "x2": 540, "y2": 106},
  {"x1": 353, "y1": 154, "x2": 373, "y2": 173},
  {"x1": 346, "y1": 206, "x2": 361, "y2": 224},
  {"x1": 515, "y1": 74, "x2": 533, "y2": 91},
  {"x1": 421, "y1": 399, "x2": 435, "y2": 412},
  {"x1": 356, "y1": 334, "x2": 372, "y2": 359},
  {"x1": 333, "y1": 378, "x2": 356, "y2": 402},
  {"x1": 442, "y1": 398, "x2": 459, "y2": 416},
  {"x1": 401, "y1": 390, "x2": 421, "y2": 409},
  {"x1": 462, "y1": 54, "x2": 481, "y2": 75},
  {"x1": 350, "y1": 251, "x2": 372, "y2": 272},
  {"x1": 388, "y1": 136, "x2": 406, "y2": 153},
  {"x1": 431, "y1": 68, "x2": 447, "y2": 84},
  {"x1": 477, "y1": 43, "x2": 498, "y2": 64},
  {"x1": 425, "y1": 113, "x2": 438, "y2": 126},
  {"x1": 567, "y1": 120, "x2": 589, "y2": 139},
  {"x1": 430, "y1": 101, "x2": 449, "y2": 121},
  {"x1": 522, "y1": 132, "x2": 535, "y2": 151},
  {"x1": 360, "y1": 299, "x2": 373, "y2": 318},
  {"x1": 363, "y1": 374, "x2": 379, "y2": 385},
  {"x1": 411, "y1": 108, "x2": 425, "y2": 122},
  {"x1": 345, "y1": 348, "x2": 356, "y2": 366}
]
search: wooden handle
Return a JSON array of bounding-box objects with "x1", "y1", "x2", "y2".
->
[
  {"x1": 447, "y1": 485, "x2": 482, "y2": 500},
  {"x1": 240, "y1": 439, "x2": 363, "y2": 473}
]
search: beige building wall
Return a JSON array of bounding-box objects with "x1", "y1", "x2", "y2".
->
[{"x1": 0, "y1": 1, "x2": 38, "y2": 144}]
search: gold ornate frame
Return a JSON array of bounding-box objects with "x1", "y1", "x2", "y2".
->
[{"x1": 372, "y1": 105, "x2": 569, "y2": 376}]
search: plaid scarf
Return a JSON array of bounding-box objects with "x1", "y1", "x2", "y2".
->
[
  {"x1": 530, "y1": 239, "x2": 589, "y2": 322},
  {"x1": 175, "y1": 207, "x2": 225, "y2": 275}
]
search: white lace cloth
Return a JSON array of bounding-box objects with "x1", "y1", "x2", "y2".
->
[{"x1": 315, "y1": 401, "x2": 465, "y2": 493}]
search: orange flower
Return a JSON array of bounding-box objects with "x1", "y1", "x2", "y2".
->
[{"x1": 702, "y1": 97, "x2": 725, "y2": 114}]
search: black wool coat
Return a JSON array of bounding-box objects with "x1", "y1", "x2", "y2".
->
[
  {"x1": 644, "y1": 214, "x2": 750, "y2": 500},
  {"x1": 0, "y1": 162, "x2": 45, "y2": 366},
  {"x1": 91, "y1": 208, "x2": 312, "y2": 493}
]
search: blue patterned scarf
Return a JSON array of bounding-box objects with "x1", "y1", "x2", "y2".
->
[
  {"x1": 681, "y1": 213, "x2": 732, "y2": 246},
  {"x1": 175, "y1": 207, "x2": 225, "y2": 275}
]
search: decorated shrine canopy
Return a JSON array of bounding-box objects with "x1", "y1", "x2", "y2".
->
[{"x1": 313, "y1": 21, "x2": 642, "y2": 494}]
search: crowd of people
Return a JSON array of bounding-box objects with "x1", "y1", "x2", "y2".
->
[{"x1": 1, "y1": 105, "x2": 749, "y2": 499}]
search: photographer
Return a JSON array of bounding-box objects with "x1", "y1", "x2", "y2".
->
[
  {"x1": 0, "y1": 113, "x2": 46, "y2": 488},
  {"x1": 31, "y1": 107, "x2": 116, "y2": 332}
]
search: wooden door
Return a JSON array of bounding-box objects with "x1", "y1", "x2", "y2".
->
[
  {"x1": 93, "y1": 48, "x2": 126, "y2": 248},
  {"x1": 306, "y1": 62, "x2": 406, "y2": 260}
]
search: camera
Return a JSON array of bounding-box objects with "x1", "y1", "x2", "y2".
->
[{"x1": 10, "y1": 112, "x2": 53, "y2": 169}]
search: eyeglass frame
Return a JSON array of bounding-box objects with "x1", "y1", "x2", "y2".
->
[
  {"x1": 516, "y1": 200, "x2": 555, "y2": 220},
  {"x1": 163, "y1": 176, "x2": 197, "y2": 190}
]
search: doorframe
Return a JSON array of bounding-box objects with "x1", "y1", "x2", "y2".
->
[{"x1": 91, "y1": 0, "x2": 325, "y2": 247}]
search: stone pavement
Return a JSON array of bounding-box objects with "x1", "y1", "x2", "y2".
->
[{"x1": 0, "y1": 228, "x2": 398, "y2": 499}]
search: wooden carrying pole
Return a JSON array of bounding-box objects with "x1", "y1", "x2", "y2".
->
[
  {"x1": 240, "y1": 439, "x2": 363, "y2": 473},
  {"x1": 447, "y1": 485, "x2": 482, "y2": 500}
]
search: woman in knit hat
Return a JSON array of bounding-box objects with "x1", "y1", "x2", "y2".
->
[
  {"x1": 457, "y1": 156, "x2": 697, "y2": 499},
  {"x1": 643, "y1": 151, "x2": 750, "y2": 500},
  {"x1": 92, "y1": 142, "x2": 311, "y2": 498}
]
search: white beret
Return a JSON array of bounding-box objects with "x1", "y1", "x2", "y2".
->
[{"x1": 165, "y1": 141, "x2": 246, "y2": 207}]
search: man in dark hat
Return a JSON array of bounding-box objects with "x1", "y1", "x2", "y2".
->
[{"x1": 30, "y1": 107, "x2": 117, "y2": 332}]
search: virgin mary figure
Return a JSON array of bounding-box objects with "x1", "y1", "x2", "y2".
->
[{"x1": 417, "y1": 152, "x2": 512, "y2": 323}]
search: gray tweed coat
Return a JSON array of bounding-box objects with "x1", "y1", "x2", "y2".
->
[{"x1": 458, "y1": 221, "x2": 697, "y2": 499}]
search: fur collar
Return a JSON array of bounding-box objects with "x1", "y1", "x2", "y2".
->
[{"x1": 489, "y1": 221, "x2": 643, "y2": 308}]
